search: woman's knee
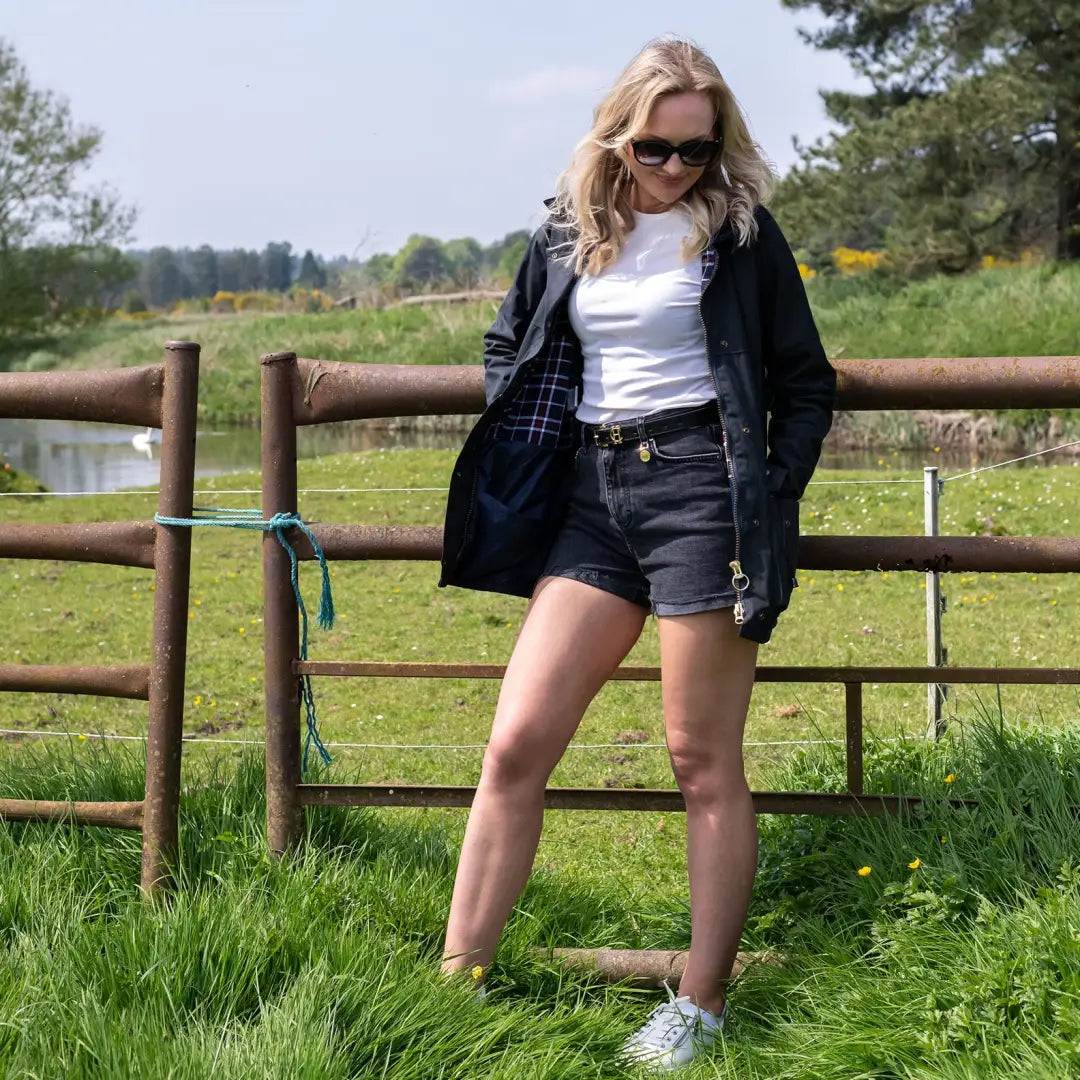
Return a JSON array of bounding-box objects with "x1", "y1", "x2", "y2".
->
[
  {"x1": 481, "y1": 726, "x2": 560, "y2": 789},
  {"x1": 667, "y1": 741, "x2": 748, "y2": 804}
]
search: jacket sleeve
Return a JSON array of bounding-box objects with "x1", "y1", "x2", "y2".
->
[
  {"x1": 482, "y1": 224, "x2": 551, "y2": 406},
  {"x1": 755, "y1": 207, "x2": 837, "y2": 501}
]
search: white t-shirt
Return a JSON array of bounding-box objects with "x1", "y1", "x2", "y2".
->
[{"x1": 570, "y1": 206, "x2": 714, "y2": 425}]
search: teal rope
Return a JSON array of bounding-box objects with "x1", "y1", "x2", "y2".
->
[{"x1": 154, "y1": 506, "x2": 334, "y2": 770}]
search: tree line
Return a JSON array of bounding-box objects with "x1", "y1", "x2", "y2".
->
[{"x1": 122, "y1": 231, "x2": 531, "y2": 311}]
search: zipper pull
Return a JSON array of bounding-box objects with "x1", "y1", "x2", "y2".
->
[
  {"x1": 638, "y1": 441, "x2": 651, "y2": 463},
  {"x1": 729, "y1": 559, "x2": 749, "y2": 625}
]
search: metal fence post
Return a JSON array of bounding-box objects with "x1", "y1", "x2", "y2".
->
[
  {"x1": 924, "y1": 466, "x2": 948, "y2": 739},
  {"x1": 261, "y1": 351, "x2": 304, "y2": 853},
  {"x1": 142, "y1": 341, "x2": 200, "y2": 895}
]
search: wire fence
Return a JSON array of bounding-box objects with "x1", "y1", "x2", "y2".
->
[{"x1": 0, "y1": 726, "x2": 901, "y2": 753}]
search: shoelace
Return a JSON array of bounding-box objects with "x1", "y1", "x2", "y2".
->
[{"x1": 632, "y1": 980, "x2": 722, "y2": 1051}]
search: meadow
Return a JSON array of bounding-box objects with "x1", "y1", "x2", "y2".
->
[{"x1": 2, "y1": 449, "x2": 1079, "y2": 1076}]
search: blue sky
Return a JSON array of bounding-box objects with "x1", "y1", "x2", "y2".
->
[{"x1": 5, "y1": 0, "x2": 864, "y2": 258}]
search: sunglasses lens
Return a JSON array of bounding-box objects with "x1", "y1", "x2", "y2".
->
[
  {"x1": 679, "y1": 141, "x2": 717, "y2": 167},
  {"x1": 633, "y1": 141, "x2": 670, "y2": 166}
]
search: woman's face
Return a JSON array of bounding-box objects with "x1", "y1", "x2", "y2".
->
[{"x1": 624, "y1": 91, "x2": 716, "y2": 214}]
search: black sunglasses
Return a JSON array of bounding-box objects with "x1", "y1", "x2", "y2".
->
[{"x1": 630, "y1": 136, "x2": 722, "y2": 169}]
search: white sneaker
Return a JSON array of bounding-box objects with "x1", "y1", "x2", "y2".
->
[{"x1": 621, "y1": 981, "x2": 726, "y2": 1071}]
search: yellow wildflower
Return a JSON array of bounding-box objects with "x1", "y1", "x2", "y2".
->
[
  {"x1": 471, "y1": 965, "x2": 484, "y2": 981},
  {"x1": 908, "y1": 858, "x2": 921, "y2": 870},
  {"x1": 944, "y1": 773, "x2": 956, "y2": 784},
  {"x1": 858, "y1": 865, "x2": 872, "y2": 877}
]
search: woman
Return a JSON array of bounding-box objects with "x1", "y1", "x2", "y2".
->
[{"x1": 438, "y1": 36, "x2": 836, "y2": 1071}]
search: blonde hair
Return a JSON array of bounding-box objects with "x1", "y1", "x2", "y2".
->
[{"x1": 548, "y1": 36, "x2": 775, "y2": 276}]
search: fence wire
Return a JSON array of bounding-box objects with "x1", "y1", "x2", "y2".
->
[{"x1": 0, "y1": 727, "x2": 890, "y2": 753}]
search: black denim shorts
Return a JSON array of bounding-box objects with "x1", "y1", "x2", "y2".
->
[{"x1": 540, "y1": 411, "x2": 740, "y2": 616}]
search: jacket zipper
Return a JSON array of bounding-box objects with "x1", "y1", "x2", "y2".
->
[{"x1": 698, "y1": 265, "x2": 748, "y2": 625}]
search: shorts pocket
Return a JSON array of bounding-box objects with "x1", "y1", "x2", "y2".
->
[{"x1": 647, "y1": 423, "x2": 724, "y2": 463}]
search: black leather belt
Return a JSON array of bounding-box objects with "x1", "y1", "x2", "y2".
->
[{"x1": 580, "y1": 401, "x2": 721, "y2": 449}]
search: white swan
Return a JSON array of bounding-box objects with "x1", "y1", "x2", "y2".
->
[{"x1": 132, "y1": 427, "x2": 154, "y2": 458}]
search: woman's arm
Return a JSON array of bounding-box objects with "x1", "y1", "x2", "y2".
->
[
  {"x1": 755, "y1": 206, "x2": 837, "y2": 501},
  {"x1": 482, "y1": 224, "x2": 551, "y2": 405}
]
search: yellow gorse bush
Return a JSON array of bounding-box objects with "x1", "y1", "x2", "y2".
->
[
  {"x1": 980, "y1": 251, "x2": 1040, "y2": 270},
  {"x1": 797, "y1": 263, "x2": 817, "y2": 281},
  {"x1": 832, "y1": 247, "x2": 888, "y2": 275}
]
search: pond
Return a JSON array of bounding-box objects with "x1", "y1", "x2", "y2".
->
[{"x1": 0, "y1": 418, "x2": 1058, "y2": 495}]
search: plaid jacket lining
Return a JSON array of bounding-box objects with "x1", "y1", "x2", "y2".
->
[{"x1": 495, "y1": 245, "x2": 719, "y2": 448}]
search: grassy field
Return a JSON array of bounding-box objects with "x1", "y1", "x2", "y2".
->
[
  {"x1": 2, "y1": 450, "x2": 1080, "y2": 1075},
  {"x1": 3, "y1": 260, "x2": 1079, "y2": 432}
]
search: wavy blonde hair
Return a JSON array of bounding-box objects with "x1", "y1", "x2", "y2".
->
[{"x1": 548, "y1": 37, "x2": 775, "y2": 275}]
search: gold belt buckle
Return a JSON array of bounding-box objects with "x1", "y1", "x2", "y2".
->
[{"x1": 609, "y1": 424, "x2": 623, "y2": 446}]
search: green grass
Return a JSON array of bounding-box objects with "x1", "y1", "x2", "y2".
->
[
  {"x1": 3, "y1": 261, "x2": 1079, "y2": 429},
  {"x1": 3, "y1": 451, "x2": 1080, "y2": 1075},
  {"x1": 2, "y1": 718, "x2": 1079, "y2": 1077}
]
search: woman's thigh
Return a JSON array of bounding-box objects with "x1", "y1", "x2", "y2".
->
[
  {"x1": 657, "y1": 609, "x2": 758, "y2": 778},
  {"x1": 484, "y1": 576, "x2": 647, "y2": 782}
]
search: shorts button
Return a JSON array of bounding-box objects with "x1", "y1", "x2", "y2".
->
[
  {"x1": 742, "y1": 426, "x2": 751, "y2": 434},
  {"x1": 719, "y1": 339, "x2": 728, "y2": 347},
  {"x1": 752, "y1": 518, "x2": 760, "y2": 527}
]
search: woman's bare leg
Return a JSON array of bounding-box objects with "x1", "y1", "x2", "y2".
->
[
  {"x1": 440, "y1": 576, "x2": 647, "y2": 980},
  {"x1": 657, "y1": 609, "x2": 758, "y2": 1017}
]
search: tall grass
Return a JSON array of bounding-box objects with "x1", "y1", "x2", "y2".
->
[{"x1": 2, "y1": 712, "x2": 1079, "y2": 1077}]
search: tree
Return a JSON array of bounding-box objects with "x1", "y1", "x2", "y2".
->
[
  {"x1": 392, "y1": 234, "x2": 450, "y2": 291},
  {"x1": 776, "y1": 1, "x2": 1080, "y2": 269},
  {"x1": 444, "y1": 237, "x2": 484, "y2": 287},
  {"x1": 0, "y1": 38, "x2": 135, "y2": 339},
  {"x1": 261, "y1": 241, "x2": 293, "y2": 291},
  {"x1": 495, "y1": 231, "x2": 530, "y2": 281},
  {"x1": 297, "y1": 248, "x2": 326, "y2": 288},
  {"x1": 186, "y1": 244, "x2": 219, "y2": 297},
  {"x1": 140, "y1": 247, "x2": 187, "y2": 307}
]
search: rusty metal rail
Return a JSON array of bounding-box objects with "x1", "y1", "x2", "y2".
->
[
  {"x1": 284, "y1": 526, "x2": 1080, "y2": 574},
  {"x1": 0, "y1": 365, "x2": 165, "y2": 427},
  {"x1": 261, "y1": 350, "x2": 1080, "y2": 855},
  {"x1": 0, "y1": 664, "x2": 150, "y2": 699},
  {"x1": 0, "y1": 522, "x2": 157, "y2": 568},
  {"x1": 0, "y1": 799, "x2": 144, "y2": 830},
  {"x1": 287, "y1": 354, "x2": 1080, "y2": 426},
  {"x1": 0, "y1": 342, "x2": 199, "y2": 895}
]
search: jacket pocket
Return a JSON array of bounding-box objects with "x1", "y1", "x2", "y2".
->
[{"x1": 455, "y1": 440, "x2": 572, "y2": 592}]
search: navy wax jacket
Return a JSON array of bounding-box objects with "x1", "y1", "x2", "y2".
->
[{"x1": 438, "y1": 202, "x2": 837, "y2": 644}]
